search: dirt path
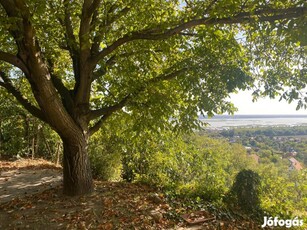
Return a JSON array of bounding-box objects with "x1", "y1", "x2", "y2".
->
[
  {"x1": 0, "y1": 168, "x2": 62, "y2": 204},
  {"x1": 0, "y1": 160, "x2": 265, "y2": 229},
  {"x1": 0, "y1": 163, "x2": 205, "y2": 229}
]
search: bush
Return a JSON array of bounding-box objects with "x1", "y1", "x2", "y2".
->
[
  {"x1": 89, "y1": 132, "x2": 123, "y2": 181},
  {"x1": 229, "y1": 169, "x2": 262, "y2": 215},
  {"x1": 126, "y1": 133, "x2": 255, "y2": 203},
  {"x1": 89, "y1": 147, "x2": 122, "y2": 181}
]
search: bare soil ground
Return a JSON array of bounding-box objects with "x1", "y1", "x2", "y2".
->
[
  {"x1": 1, "y1": 169, "x2": 62, "y2": 204},
  {"x1": 0, "y1": 159, "x2": 265, "y2": 229}
]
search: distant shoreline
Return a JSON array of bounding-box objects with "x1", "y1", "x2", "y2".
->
[
  {"x1": 200, "y1": 114, "x2": 307, "y2": 129},
  {"x1": 200, "y1": 114, "x2": 307, "y2": 119}
]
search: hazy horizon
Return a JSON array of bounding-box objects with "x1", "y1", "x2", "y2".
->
[{"x1": 201, "y1": 114, "x2": 307, "y2": 128}]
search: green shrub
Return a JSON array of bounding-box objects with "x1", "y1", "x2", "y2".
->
[
  {"x1": 230, "y1": 169, "x2": 262, "y2": 215},
  {"x1": 88, "y1": 130, "x2": 123, "y2": 181},
  {"x1": 126, "y1": 133, "x2": 254, "y2": 203},
  {"x1": 89, "y1": 145, "x2": 122, "y2": 181}
]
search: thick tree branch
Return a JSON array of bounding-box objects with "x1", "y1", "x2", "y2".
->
[
  {"x1": 79, "y1": 0, "x2": 102, "y2": 57},
  {"x1": 91, "y1": 66, "x2": 107, "y2": 82},
  {"x1": 88, "y1": 112, "x2": 111, "y2": 136},
  {"x1": 0, "y1": 1, "x2": 28, "y2": 58},
  {"x1": 1, "y1": 0, "x2": 43, "y2": 66},
  {"x1": 74, "y1": 0, "x2": 104, "y2": 106},
  {"x1": 50, "y1": 74, "x2": 70, "y2": 98},
  {"x1": 0, "y1": 51, "x2": 29, "y2": 75},
  {"x1": 50, "y1": 74, "x2": 74, "y2": 112},
  {"x1": 0, "y1": 71, "x2": 46, "y2": 122},
  {"x1": 80, "y1": 0, "x2": 94, "y2": 52},
  {"x1": 90, "y1": 88, "x2": 129, "y2": 127},
  {"x1": 60, "y1": 0, "x2": 80, "y2": 84},
  {"x1": 46, "y1": 58, "x2": 73, "y2": 107},
  {"x1": 94, "y1": 6, "x2": 306, "y2": 62},
  {"x1": 88, "y1": 0, "x2": 101, "y2": 18},
  {"x1": 1, "y1": 0, "x2": 84, "y2": 139},
  {"x1": 62, "y1": 1, "x2": 78, "y2": 52}
]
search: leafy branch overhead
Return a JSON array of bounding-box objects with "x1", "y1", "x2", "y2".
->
[{"x1": 0, "y1": 0, "x2": 305, "y2": 136}]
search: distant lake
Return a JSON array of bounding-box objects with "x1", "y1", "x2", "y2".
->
[{"x1": 200, "y1": 115, "x2": 307, "y2": 129}]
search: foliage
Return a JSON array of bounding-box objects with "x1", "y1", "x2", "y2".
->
[
  {"x1": 0, "y1": 0, "x2": 306, "y2": 195},
  {"x1": 221, "y1": 125, "x2": 307, "y2": 138},
  {"x1": 124, "y1": 132, "x2": 255, "y2": 202},
  {"x1": 208, "y1": 126, "x2": 306, "y2": 221},
  {"x1": 121, "y1": 127, "x2": 306, "y2": 223},
  {"x1": 89, "y1": 146, "x2": 122, "y2": 181},
  {"x1": 0, "y1": 88, "x2": 61, "y2": 160},
  {"x1": 220, "y1": 125, "x2": 307, "y2": 164},
  {"x1": 0, "y1": 0, "x2": 305, "y2": 139},
  {"x1": 258, "y1": 164, "x2": 307, "y2": 220},
  {"x1": 229, "y1": 169, "x2": 262, "y2": 215},
  {"x1": 89, "y1": 128, "x2": 123, "y2": 181}
]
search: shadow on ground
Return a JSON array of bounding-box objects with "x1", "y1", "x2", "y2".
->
[{"x1": 0, "y1": 168, "x2": 62, "y2": 204}]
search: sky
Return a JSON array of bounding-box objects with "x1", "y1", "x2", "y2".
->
[{"x1": 229, "y1": 90, "x2": 307, "y2": 115}]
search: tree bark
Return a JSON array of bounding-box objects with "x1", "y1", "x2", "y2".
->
[
  {"x1": 62, "y1": 136, "x2": 93, "y2": 196},
  {"x1": 55, "y1": 141, "x2": 61, "y2": 166}
]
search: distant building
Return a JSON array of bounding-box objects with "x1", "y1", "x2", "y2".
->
[
  {"x1": 288, "y1": 157, "x2": 303, "y2": 171},
  {"x1": 229, "y1": 138, "x2": 236, "y2": 143},
  {"x1": 244, "y1": 146, "x2": 252, "y2": 153},
  {"x1": 283, "y1": 151, "x2": 297, "y2": 159}
]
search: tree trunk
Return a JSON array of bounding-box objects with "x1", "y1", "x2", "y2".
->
[
  {"x1": 55, "y1": 141, "x2": 61, "y2": 166},
  {"x1": 31, "y1": 137, "x2": 35, "y2": 159},
  {"x1": 35, "y1": 124, "x2": 42, "y2": 157},
  {"x1": 62, "y1": 137, "x2": 93, "y2": 196}
]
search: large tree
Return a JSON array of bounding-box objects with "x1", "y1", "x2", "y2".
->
[{"x1": 0, "y1": 0, "x2": 305, "y2": 196}]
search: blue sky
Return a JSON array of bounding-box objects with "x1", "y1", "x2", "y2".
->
[{"x1": 230, "y1": 90, "x2": 307, "y2": 115}]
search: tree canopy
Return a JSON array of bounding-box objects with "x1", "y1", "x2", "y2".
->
[{"x1": 0, "y1": 0, "x2": 306, "y2": 195}]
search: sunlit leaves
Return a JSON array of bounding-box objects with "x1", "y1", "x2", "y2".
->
[
  {"x1": 124, "y1": 132, "x2": 254, "y2": 201},
  {"x1": 0, "y1": 0, "x2": 306, "y2": 135},
  {"x1": 243, "y1": 10, "x2": 306, "y2": 107}
]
